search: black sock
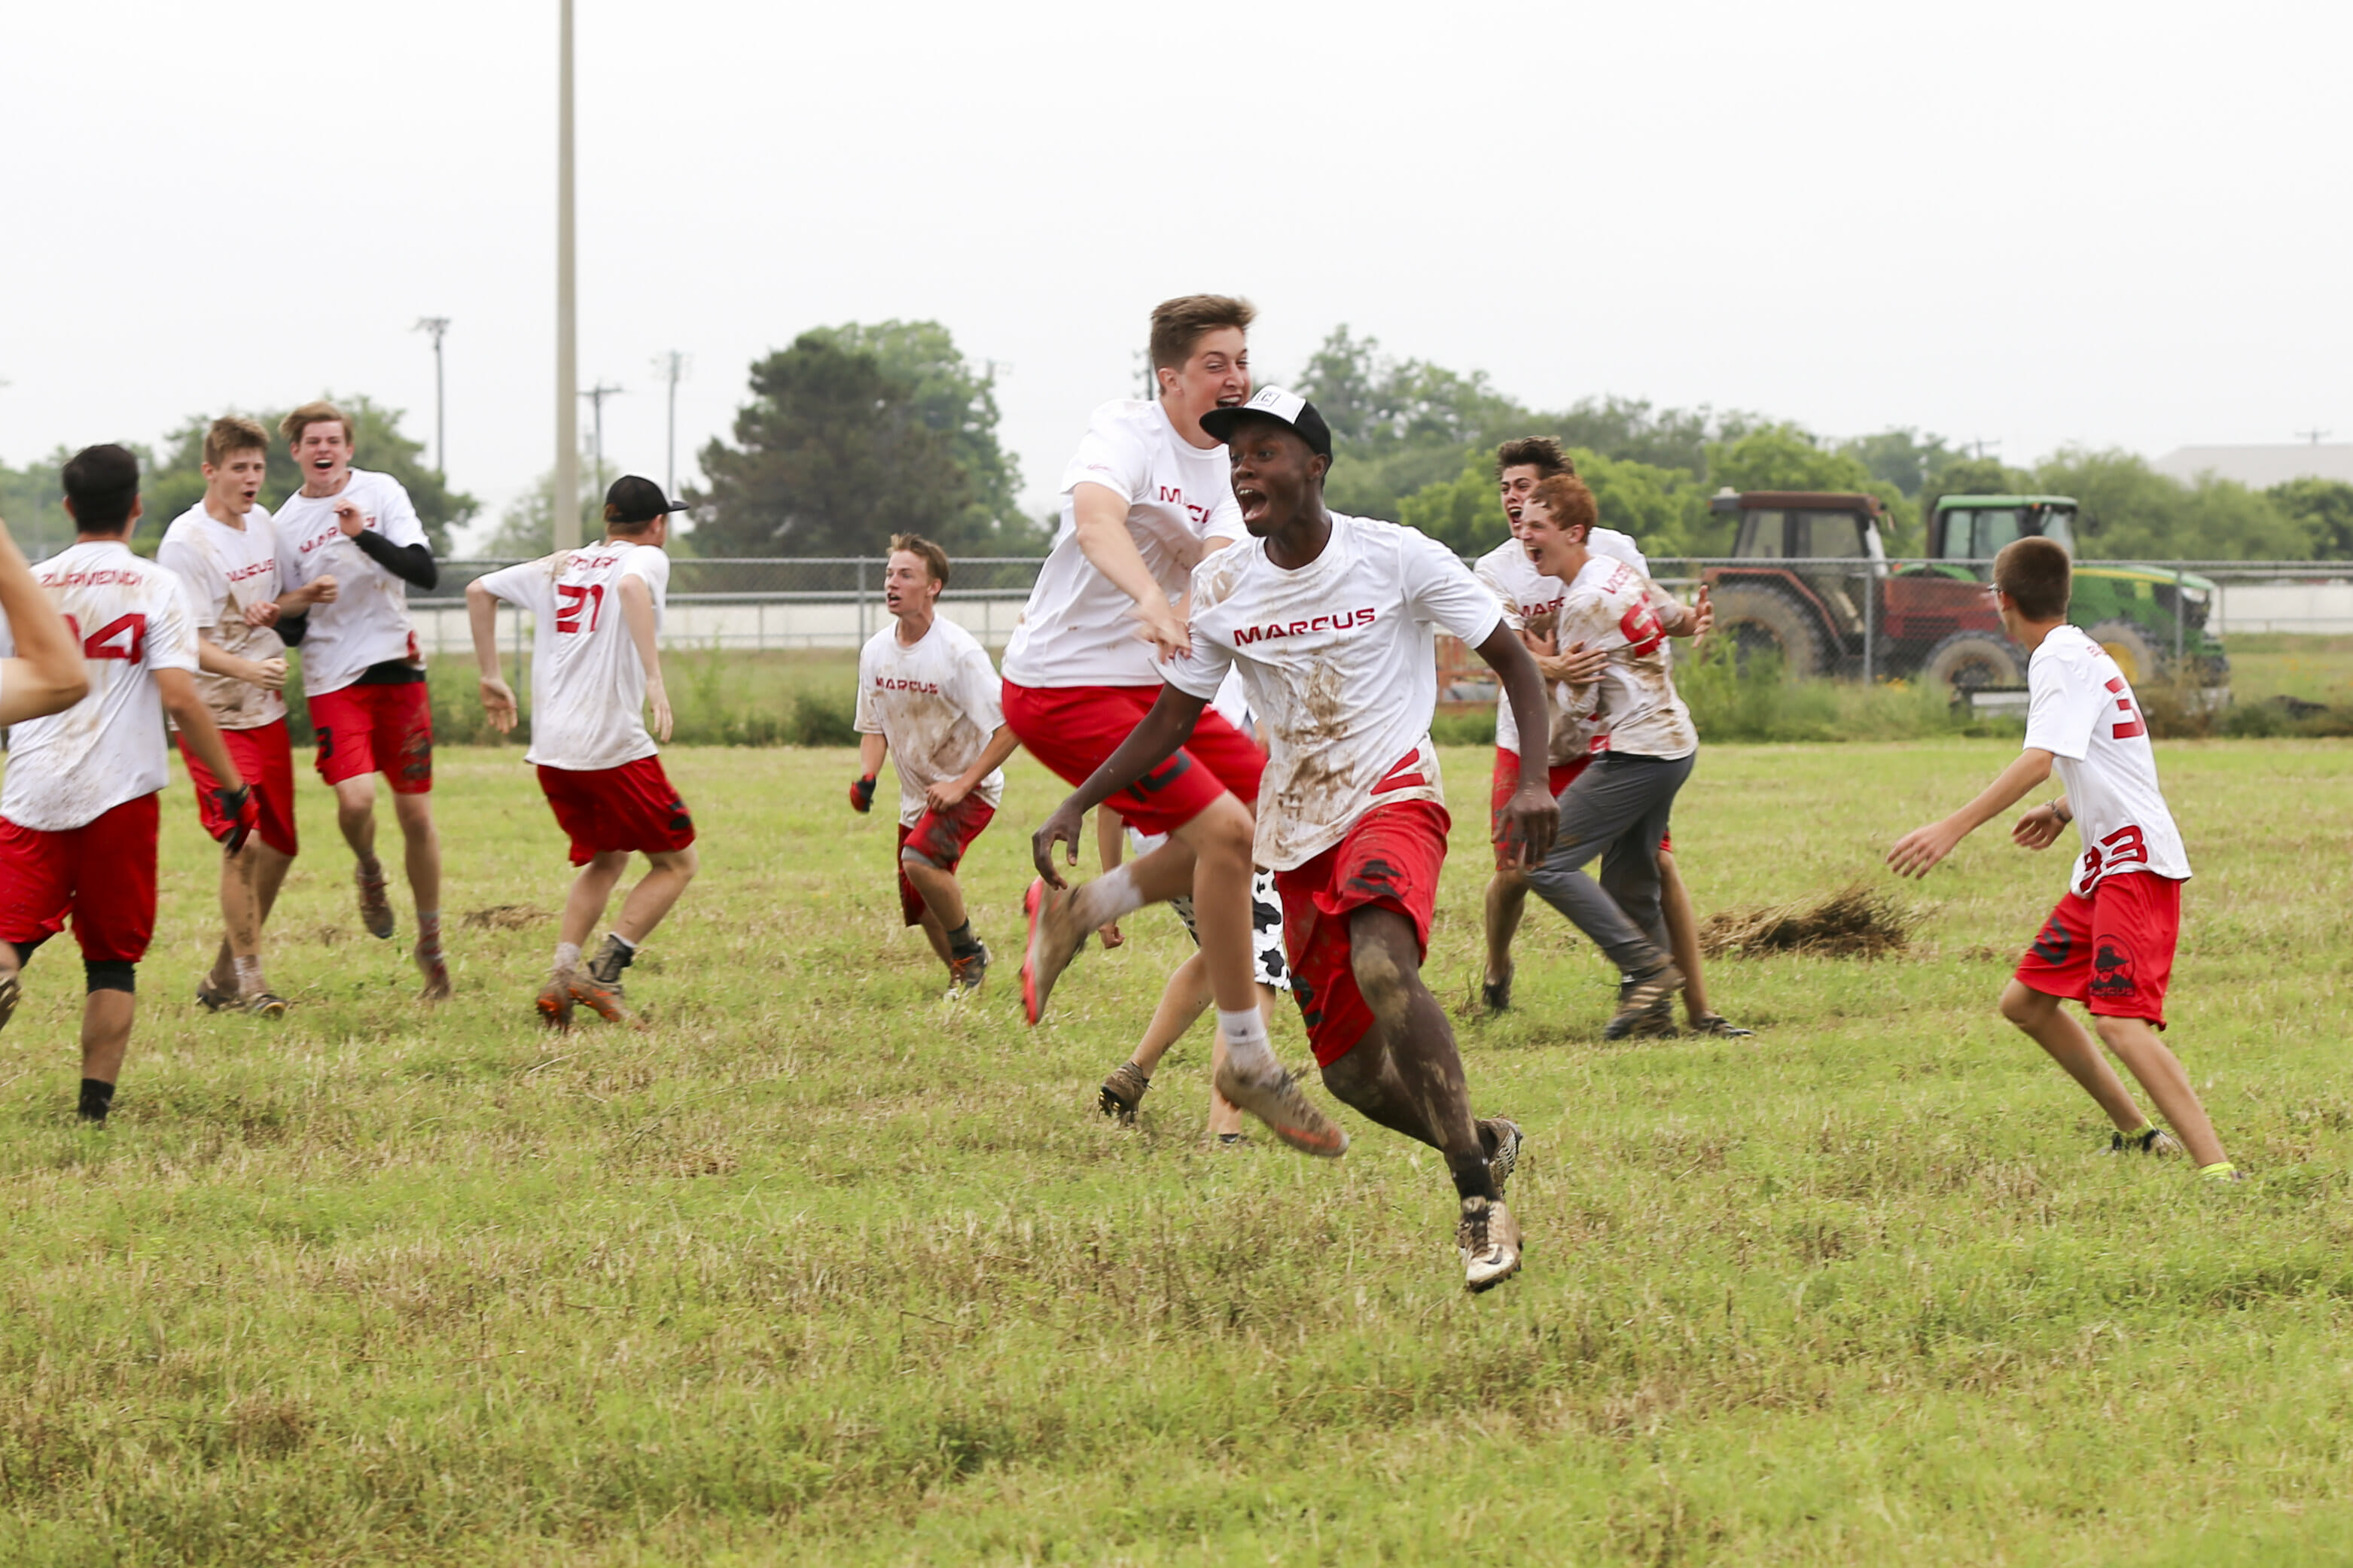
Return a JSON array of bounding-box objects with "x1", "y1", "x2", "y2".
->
[
  {"x1": 946, "y1": 921, "x2": 983, "y2": 961},
  {"x1": 589, "y1": 934, "x2": 635, "y2": 984},
  {"x1": 78, "y1": 1079, "x2": 114, "y2": 1123}
]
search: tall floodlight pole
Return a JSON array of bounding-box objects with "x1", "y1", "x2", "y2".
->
[
  {"x1": 581, "y1": 382, "x2": 625, "y2": 492},
  {"x1": 413, "y1": 318, "x2": 450, "y2": 473},
  {"x1": 554, "y1": 0, "x2": 580, "y2": 550},
  {"x1": 652, "y1": 350, "x2": 688, "y2": 496}
]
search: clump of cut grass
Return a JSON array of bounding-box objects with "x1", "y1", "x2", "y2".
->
[
  {"x1": 462, "y1": 904, "x2": 552, "y2": 931},
  {"x1": 1699, "y1": 881, "x2": 1918, "y2": 959}
]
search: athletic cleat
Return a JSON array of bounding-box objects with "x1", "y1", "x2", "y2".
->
[
  {"x1": 239, "y1": 991, "x2": 290, "y2": 1018},
  {"x1": 2103, "y1": 1126, "x2": 2184, "y2": 1157},
  {"x1": 1458, "y1": 1195, "x2": 1524, "y2": 1292},
  {"x1": 195, "y1": 979, "x2": 235, "y2": 1013},
  {"x1": 1099, "y1": 1061, "x2": 1151, "y2": 1124},
  {"x1": 947, "y1": 941, "x2": 989, "y2": 999},
  {"x1": 1215, "y1": 1131, "x2": 1248, "y2": 1149},
  {"x1": 0, "y1": 968, "x2": 18, "y2": 1034},
  {"x1": 414, "y1": 944, "x2": 452, "y2": 1003},
  {"x1": 1604, "y1": 963, "x2": 1685, "y2": 1040},
  {"x1": 1214, "y1": 1056, "x2": 1349, "y2": 1158},
  {"x1": 568, "y1": 971, "x2": 633, "y2": 1025},
  {"x1": 536, "y1": 974, "x2": 575, "y2": 1032},
  {"x1": 355, "y1": 863, "x2": 395, "y2": 940},
  {"x1": 586, "y1": 935, "x2": 632, "y2": 985},
  {"x1": 1480, "y1": 1116, "x2": 1525, "y2": 1198},
  {"x1": 1019, "y1": 878, "x2": 1087, "y2": 1026},
  {"x1": 2200, "y1": 1161, "x2": 2247, "y2": 1183},
  {"x1": 1687, "y1": 1012, "x2": 1754, "y2": 1038},
  {"x1": 1480, "y1": 964, "x2": 1513, "y2": 1016}
]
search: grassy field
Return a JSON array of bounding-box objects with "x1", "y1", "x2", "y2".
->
[{"x1": 2, "y1": 738, "x2": 2350, "y2": 1564}]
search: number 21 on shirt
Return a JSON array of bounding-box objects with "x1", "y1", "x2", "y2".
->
[{"x1": 556, "y1": 583, "x2": 605, "y2": 635}]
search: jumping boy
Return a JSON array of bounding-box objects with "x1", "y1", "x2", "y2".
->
[
  {"x1": 1032, "y1": 388, "x2": 1561, "y2": 1290},
  {"x1": 850, "y1": 534, "x2": 1020, "y2": 997},
  {"x1": 1888, "y1": 536, "x2": 2234, "y2": 1179},
  {"x1": 469, "y1": 476, "x2": 699, "y2": 1029}
]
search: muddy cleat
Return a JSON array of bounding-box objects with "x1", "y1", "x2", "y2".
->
[
  {"x1": 2103, "y1": 1126, "x2": 2184, "y2": 1157},
  {"x1": 195, "y1": 979, "x2": 235, "y2": 1013},
  {"x1": 2200, "y1": 1162, "x2": 2248, "y2": 1183},
  {"x1": 238, "y1": 991, "x2": 289, "y2": 1018},
  {"x1": 415, "y1": 944, "x2": 452, "y2": 1003},
  {"x1": 1687, "y1": 1012, "x2": 1754, "y2": 1038},
  {"x1": 0, "y1": 968, "x2": 17, "y2": 1034},
  {"x1": 1458, "y1": 1195, "x2": 1524, "y2": 1292},
  {"x1": 355, "y1": 863, "x2": 396, "y2": 940},
  {"x1": 1480, "y1": 964, "x2": 1513, "y2": 1016},
  {"x1": 1214, "y1": 1056, "x2": 1349, "y2": 1158},
  {"x1": 1604, "y1": 962, "x2": 1685, "y2": 1040},
  {"x1": 1019, "y1": 878, "x2": 1088, "y2": 1026},
  {"x1": 568, "y1": 970, "x2": 634, "y2": 1025},
  {"x1": 947, "y1": 941, "x2": 989, "y2": 999},
  {"x1": 1480, "y1": 1117, "x2": 1525, "y2": 1198},
  {"x1": 536, "y1": 973, "x2": 575, "y2": 1032},
  {"x1": 1099, "y1": 1061, "x2": 1151, "y2": 1124}
]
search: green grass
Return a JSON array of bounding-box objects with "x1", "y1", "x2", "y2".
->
[{"x1": 2, "y1": 739, "x2": 2350, "y2": 1563}]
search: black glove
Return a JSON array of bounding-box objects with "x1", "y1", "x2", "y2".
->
[
  {"x1": 209, "y1": 784, "x2": 259, "y2": 853},
  {"x1": 849, "y1": 775, "x2": 877, "y2": 814}
]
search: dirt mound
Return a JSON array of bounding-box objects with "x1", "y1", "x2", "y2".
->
[
  {"x1": 1699, "y1": 882, "x2": 1916, "y2": 960},
  {"x1": 462, "y1": 904, "x2": 552, "y2": 932}
]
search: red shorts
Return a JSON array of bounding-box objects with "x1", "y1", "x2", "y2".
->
[
  {"x1": 181, "y1": 720, "x2": 298, "y2": 856},
  {"x1": 537, "y1": 757, "x2": 697, "y2": 866},
  {"x1": 1273, "y1": 799, "x2": 1452, "y2": 1067},
  {"x1": 896, "y1": 798, "x2": 995, "y2": 926},
  {"x1": 1490, "y1": 748, "x2": 1589, "y2": 870},
  {"x1": 1001, "y1": 681, "x2": 1265, "y2": 838},
  {"x1": 2013, "y1": 871, "x2": 2182, "y2": 1028},
  {"x1": 0, "y1": 793, "x2": 161, "y2": 963},
  {"x1": 311, "y1": 680, "x2": 433, "y2": 793}
]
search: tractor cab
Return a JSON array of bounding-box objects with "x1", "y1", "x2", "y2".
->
[
  {"x1": 1931, "y1": 495, "x2": 2077, "y2": 565},
  {"x1": 1702, "y1": 490, "x2": 1887, "y2": 677}
]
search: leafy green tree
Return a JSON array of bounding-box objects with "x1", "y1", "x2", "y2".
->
[
  {"x1": 1837, "y1": 428, "x2": 1955, "y2": 498},
  {"x1": 1706, "y1": 425, "x2": 1918, "y2": 550},
  {"x1": 139, "y1": 396, "x2": 474, "y2": 555},
  {"x1": 1551, "y1": 395, "x2": 1738, "y2": 476},
  {"x1": 0, "y1": 449, "x2": 71, "y2": 559},
  {"x1": 2034, "y1": 449, "x2": 2310, "y2": 561},
  {"x1": 485, "y1": 449, "x2": 608, "y2": 558},
  {"x1": 1397, "y1": 449, "x2": 1711, "y2": 558},
  {"x1": 2267, "y1": 478, "x2": 2353, "y2": 559}
]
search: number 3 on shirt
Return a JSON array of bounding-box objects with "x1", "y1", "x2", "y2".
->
[
  {"x1": 59, "y1": 613, "x2": 147, "y2": 662},
  {"x1": 555, "y1": 583, "x2": 605, "y2": 634},
  {"x1": 1618, "y1": 603, "x2": 1665, "y2": 656},
  {"x1": 2105, "y1": 676, "x2": 2145, "y2": 739}
]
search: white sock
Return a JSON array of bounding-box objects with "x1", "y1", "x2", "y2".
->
[
  {"x1": 1218, "y1": 1006, "x2": 1276, "y2": 1076},
  {"x1": 554, "y1": 941, "x2": 582, "y2": 976},
  {"x1": 1075, "y1": 864, "x2": 1146, "y2": 927},
  {"x1": 232, "y1": 955, "x2": 264, "y2": 994}
]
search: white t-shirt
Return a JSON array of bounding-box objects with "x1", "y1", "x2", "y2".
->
[
  {"x1": 157, "y1": 501, "x2": 287, "y2": 729},
  {"x1": 272, "y1": 467, "x2": 428, "y2": 696},
  {"x1": 1000, "y1": 398, "x2": 1246, "y2": 689},
  {"x1": 855, "y1": 615, "x2": 1008, "y2": 827},
  {"x1": 0, "y1": 540, "x2": 199, "y2": 831},
  {"x1": 1167, "y1": 513, "x2": 1503, "y2": 870},
  {"x1": 474, "y1": 543, "x2": 670, "y2": 772},
  {"x1": 1474, "y1": 526, "x2": 1647, "y2": 762},
  {"x1": 1556, "y1": 553, "x2": 1698, "y2": 761},
  {"x1": 2022, "y1": 625, "x2": 2192, "y2": 896}
]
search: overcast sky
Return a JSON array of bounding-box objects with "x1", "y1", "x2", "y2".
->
[{"x1": 5, "y1": 1, "x2": 2347, "y2": 550}]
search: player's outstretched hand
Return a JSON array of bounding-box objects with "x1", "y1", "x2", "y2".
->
[
  {"x1": 849, "y1": 775, "x2": 877, "y2": 814},
  {"x1": 646, "y1": 678, "x2": 673, "y2": 744},
  {"x1": 1887, "y1": 818, "x2": 1964, "y2": 878},
  {"x1": 1126, "y1": 600, "x2": 1191, "y2": 663},
  {"x1": 1690, "y1": 585, "x2": 1714, "y2": 642},
  {"x1": 2012, "y1": 803, "x2": 2065, "y2": 851},
  {"x1": 1498, "y1": 780, "x2": 1558, "y2": 869},
  {"x1": 209, "y1": 784, "x2": 258, "y2": 854},
  {"x1": 1032, "y1": 799, "x2": 1088, "y2": 889},
  {"x1": 479, "y1": 675, "x2": 520, "y2": 735}
]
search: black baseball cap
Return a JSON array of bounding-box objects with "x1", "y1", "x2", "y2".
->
[
  {"x1": 1198, "y1": 386, "x2": 1335, "y2": 463},
  {"x1": 605, "y1": 474, "x2": 690, "y2": 523}
]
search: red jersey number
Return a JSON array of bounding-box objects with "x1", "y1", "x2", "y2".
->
[
  {"x1": 2104, "y1": 675, "x2": 2145, "y2": 740},
  {"x1": 61, "y1": 613, "x2": 148, "y2": 663},
  {"x1": 555, "y1": 583, "x2": 605, "y2": 635},
  {"x1": 1618, "y1": 602, "x2": 1665, "y2": 657},
  {"x1": 2078, "y1": 823, "x2": 2149, "y2": 884}
]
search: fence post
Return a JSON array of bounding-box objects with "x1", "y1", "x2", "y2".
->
[
  {"x1": 856, "y1": 557, "x2": 867, "y2": 645},
  {"x1": 2174, "y1": 567, "x2": 2185, "y2": 673},
  {"x1": 1863, "y1": 560, "x2": 1876, "y2": 687}
]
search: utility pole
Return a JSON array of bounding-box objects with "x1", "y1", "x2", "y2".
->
[
  {"x1": 581, "y1": 382, "x2": 625, "y2": 493},
  {"x1": 2295, "y1": 428, "x2": 2332, "y2": 446},
  {"x1": 652, "y1": 350, "x2": 689, "y2": 496},
  {"x1": 413, "y1": 318, "x2": 451, "y2": 473},
  {"x1": 554, "y1": 0, "x2": 580, "y2": 550}
]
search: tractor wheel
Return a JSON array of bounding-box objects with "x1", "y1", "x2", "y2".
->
[
  {"x1": 2088, "y1": 620, "x2": 2164, "y2": 685},
  {"x1": 1708, "y1": 584, "x2": 1824, "y2": 680},
  {"x1": 1921, "y1": 631, "x2": 2023, "y2": 696}
]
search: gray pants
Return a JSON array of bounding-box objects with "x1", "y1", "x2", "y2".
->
[{"x1": 1525, "y1": 752, "x2": 1695, "y2": 975}]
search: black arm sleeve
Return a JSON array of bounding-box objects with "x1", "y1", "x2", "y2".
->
[
  {"x1": 350, "y1": 529, "x2": 438, "y2": 591},
  {"x1": 276, "y1": 612, "x2": 309, "y2": 647}
]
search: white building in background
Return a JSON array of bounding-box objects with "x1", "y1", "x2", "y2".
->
[{"x1": 2153, "y1": 443, "x2": 2353, "y2": 487}]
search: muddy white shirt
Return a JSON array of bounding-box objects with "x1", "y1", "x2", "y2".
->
[
  {"x1": 2023, "y1": 625, "x2": 2191, "y2": 896},
  {"x1": 855, "y1": 616, "x2": 1007, "y2": 828},
  {"x1": 1474, "y1": 527, "x2": 1647, "y2": 763},
  {"x1": 1168, "y1": 513, "x2": 1503, "y2": 870},
  {"x1": 1557, "y1": 553, "x2": 1697, "y2": 761},
  {"x1": 157, "y1": 501, "x2": 287, "y2": 730},
  {"x1": 474, "y1": 543, "x2": 669, "y2": 772},
  {"x1": 1000, "y1": 399, "x2": 1246, "y2": 690},
  {"x1": 272, "y1": 468, "x2": 428, "y2": 696},
  {"x1": 0, "y1": 540, "x2": 198, "y2": 830}
]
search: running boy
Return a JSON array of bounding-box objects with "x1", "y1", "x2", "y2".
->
[
  {"x1": 1888, "y1": 536, "x2": 2233, "y2": 1179},
  {"x1": 850, "y1": 534, "x2": 1020, "y2": 997},
  {"x1": 469, "y1": 476, "x2": 699, "y2": 1029},
  {"x1": 0, "y1": 445, "x2": 258, "y2": 1122},
  {"x1": 158, "y1": 416, "x2": 334, "y2": 1014},
  {"x1": 1032, "y1": 388, "x2": 1560, "y2": 1290},
  {"x1": 270, "y1": 400, "x2": 450, "y2": 997}
]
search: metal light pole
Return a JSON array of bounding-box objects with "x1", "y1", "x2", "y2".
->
[
  {"x1": 653, "y1": 350, "x2": 689, "y2": 497},
  {"x1": 581, "y1": 382, "x2": 625, "y2": 494},
  {"x1": 413, "y1": 318, "x2": 450, "y2": 473},
  {"x1": 554, "y1": 0, "x2": 580, "y2": 550}
]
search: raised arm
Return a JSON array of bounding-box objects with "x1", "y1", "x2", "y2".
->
[
  {"x1": 1031, "y1": 684, "x2": 1211, "y2": 885},
  {"x1": 1475, "y1": 623, "x2": 1559, "y2": 867},
  {"x1": 0, "y1": 515, "x2": 87, "y2": 723},
  {"x1": 617, "y1": 573, "x2": 670, "y2": 744},
  {"x1": 466, "y1": 578, "x2": 518, "y2": 735},
  {"x1": 1071, "y1": 483, "x2": 1187, "y2": 659}
]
